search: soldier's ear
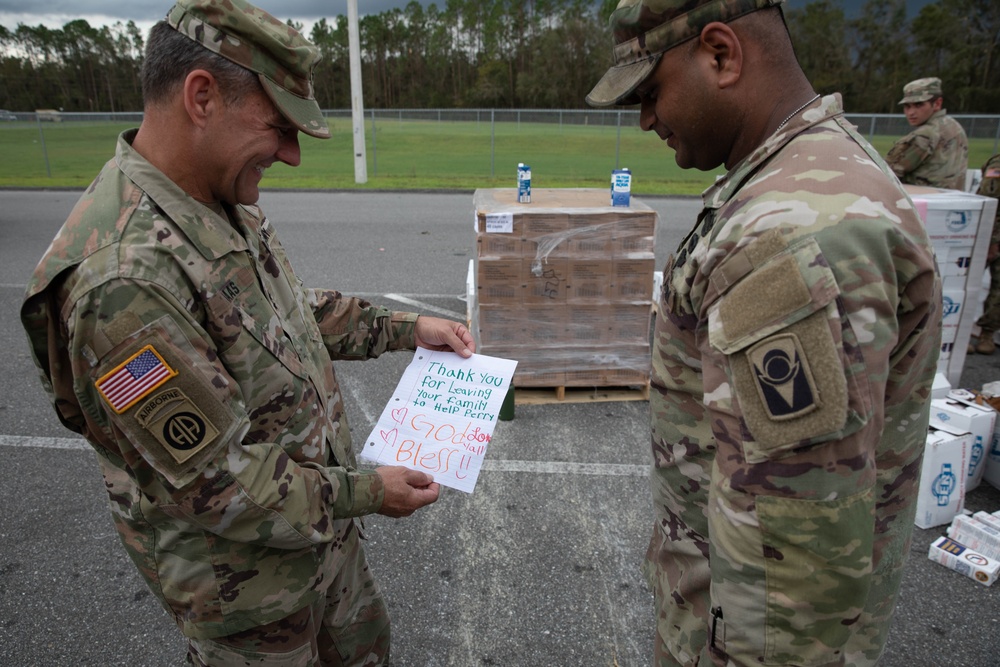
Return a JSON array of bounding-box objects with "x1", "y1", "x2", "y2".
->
[
  {"x1": 698, "y1": 22, "x2": 742, "y2": 90},
  {"x1": 183, "y1": 69, "x2": 221, "y2": 130}
]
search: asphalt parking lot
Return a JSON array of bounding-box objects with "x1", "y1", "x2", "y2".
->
[{"x1": 1, "y1": 190, "x2": 997, "y2": 666}]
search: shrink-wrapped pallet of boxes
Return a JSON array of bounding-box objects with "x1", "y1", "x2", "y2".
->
[
  {"x1": 470, "y1": 188, "x2": 656, "y2": 391},
  {"x1": 903, "y1": 186, "x2": 999, "y2": 386}
]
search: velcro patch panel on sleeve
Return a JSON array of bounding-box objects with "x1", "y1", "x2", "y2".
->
[{"x1": 95, "y1": 323, "x2": 243, "y2": 488}]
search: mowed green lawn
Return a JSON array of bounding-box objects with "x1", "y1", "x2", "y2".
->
[{"x1": 0, "y1": 118, "x2": 995, "y2": 195}]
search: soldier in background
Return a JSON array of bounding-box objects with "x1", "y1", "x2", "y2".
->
[
  {"x1": 969, "y1": 154, "x2": 1000, "y2": 354},
  {"x1": 19, "y1": 0, "x2": 474, "y2": 665},
  {"x1": 886, "y1": 77, "x2": 969, "y2": 190},
  {"x1": 587, "y1": 0, "x2": 941, "y2": 665}
]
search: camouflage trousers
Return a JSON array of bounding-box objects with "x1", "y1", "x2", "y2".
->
[
  {"x1": 186, "y1": 522, "x2": 390, "y2": 667},
  {"x1": 976, "y1": 258, "x2": 1000, "y2": 332},
  {"x1": 643, "y1": 421, "x2": 917, "y2": 667}
]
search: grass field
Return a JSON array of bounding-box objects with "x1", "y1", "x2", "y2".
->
[{"x1": 0, "y1": 118, "x2": 995, "y2": 195}]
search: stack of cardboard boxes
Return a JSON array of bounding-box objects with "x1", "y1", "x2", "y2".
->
[
  {"x1": 916, "y1": 392, "x2": 996, "y2": 529},
  {"x1": 903, "y1": 186, "x2": 999, "y2": 385},
  {"x1": 904, "y1": 187, "x2": 1000, "y2": 583},
  {"x1": 469, "y1": 188, "x2": 656, "y2": 388},
  {"x1": 919, "y1": 387, "x2": 1000, "y2": 585}
]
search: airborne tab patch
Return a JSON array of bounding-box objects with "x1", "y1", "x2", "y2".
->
[
  {"x1": 746, "y1": 333, "x2": 819, "y2": 421},
  {"x1": 96, "y1": 344, "x2": 177, "y2": 414},
  {"x1": 135, "y1": 388, "x2": 219, "y2": 464}
]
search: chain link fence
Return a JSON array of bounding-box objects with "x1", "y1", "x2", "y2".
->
[
  {"x1": 9, "y1": 108, "x2": 999, "y2": 138},
  {"x1": 4, "y1": 108, "x2": 998, "y2": 182}
]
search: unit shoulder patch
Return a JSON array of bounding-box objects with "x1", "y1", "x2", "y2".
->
[
  {"x1": 746, "y1": 333, "x2": 820, "y2": 421},
  {"x1": 134, "y1": 387, "x2": 220, "y2": 464}
]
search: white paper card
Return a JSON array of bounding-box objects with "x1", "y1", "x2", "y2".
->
[
  {"x1": 485, "y1": 213, "x2": 514, "y2": 234},
  {"x1": 364, "y1": 347, "x2": 517, "y2": 493}
]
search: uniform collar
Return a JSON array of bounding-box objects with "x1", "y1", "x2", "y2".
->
[
  {"x1": 115, "y1": 129, "x2": 252, "y2": 260},
  {"x1": 702, "y1": 93, "x2": 842, "y2": 212}
]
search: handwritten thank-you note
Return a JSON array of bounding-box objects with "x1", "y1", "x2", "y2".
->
[{"x1": 365, "y1": 347, "x2": 517, "y2": 493}]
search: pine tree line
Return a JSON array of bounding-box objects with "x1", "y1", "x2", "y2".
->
[{"x1": 1, "y1": 0, "x2": 997, "y2": 114}]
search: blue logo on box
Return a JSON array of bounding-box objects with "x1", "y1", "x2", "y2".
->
[
  {"x1": 942, "y1": 296, "x2": 960, "y2": 317},
  {"x1": 932, "y1": 463, "x2": 957, "y2": 506},
  {"x1": 969, "y1": 436, "x2": 984, "y2": 478},
  {"x1": 945, "y1": 211, "x2": 969, "y2": 232}
]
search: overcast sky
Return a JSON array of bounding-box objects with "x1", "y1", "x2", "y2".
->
[
  {"x1": 0, "y1": 0, "x2": 936, "y2": 33},
  {"x1": 0, "y1": 0, "x2": 428, "y2": 32}
]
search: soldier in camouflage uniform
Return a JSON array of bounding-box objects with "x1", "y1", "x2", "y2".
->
[
  {"x1": 588, "y1": 1, "x2": 941, "y2": 665},
  {"x1": 969, "y1": 154, "x2": 1000, "y2": 354},
  {"x1": 19, "y1": 1, "x2": 475, "y2": 665},
  {"x1": 885, "y1": 77, "x2": 969, "y2": 190}
]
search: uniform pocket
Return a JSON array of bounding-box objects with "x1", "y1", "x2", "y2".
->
[
  {"x1": 188, "y1": 634, "x2": 316, "y2": 667},
  {"x1": 206, "y1": 277, "x2": 308, "y2": 382},
  {"x1": 756, "y1": 489, "x2": 874, "y2": 666}
]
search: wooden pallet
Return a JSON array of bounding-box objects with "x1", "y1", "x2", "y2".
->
[{"x1": 513, "y1": 382, "x2": 650, "y2": 405}]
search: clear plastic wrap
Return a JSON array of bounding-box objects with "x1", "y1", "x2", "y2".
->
[{"x1": 470, "y1": 188, "x2": 657, "y2": 387}]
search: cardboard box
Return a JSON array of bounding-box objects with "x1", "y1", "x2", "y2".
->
[
  {"x1": 566, "y1": 305, "x2": 612, "y2": 344},
  {"x1": 929, "y1": 397, "x2": 996, "y2": 491},
  {"x1": 612, "y1": 257, "x2": 656, "y2": 300},
  {"x1": 610, "y1": 304, "x2": 653, "y2": 344},
  {"x1": 520, "y1": 306, "x2": 566, "y2": 345},
  {"x1": 565, "y1": 224, "x2": 613, "y2": 257},
  {"x1": 933, "y1": 244, "x2": 973, "y2": 277},
  {"x1": 941, "y1": 275, "x2": 967, "y2": 291},
  {"x1": 928, "y1": 536, "x2": 999, "y2": 586},
  {"x1": 940, "y1": 289, "x2": 965, "y2": 344},
  {"x1": 475, "y1": 306, "x2": 524, "y2": 345},
  {"x1": 947, "y1": 514, "x2": 1000, "y2": 559},
  {"x1": 611, "y1": 216, "x2": 656, "y2": 257},
  {"x1": 974, "y1": 511, "x2": 1000, "y2": 531},
  {"x1": 477, "y1": 234, "x2": 523, "y2": 259},
  {"x1": 983, "y1": 415, "x2": 1000, "y2": 490},
  {"x1": 905, "y1": 187, "x2": 985, "y2": 246},
  {"x1": 916, "y1": 420, "x2": 969, "y2": 529},
  {"x1": 566, "y1": 259, "x2": 613, "y2": 301},
  {"x1": 523, "y1": 257, "x2": 567, "y2": 304},
  {"x1": 522, "y1": 213, "x2": 569, "y2": 241},
  {"x1": 476, "y1": 259, "x2": 523, "y2": 305},
  {"x1": 932, "y1": 373, "x2": 952, "y2": 399}
]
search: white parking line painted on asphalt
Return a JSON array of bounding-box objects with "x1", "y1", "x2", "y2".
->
[
  {"x1": 384, "y1": 293, "x2": 465, "y2": 320},
  {"x1": 0, "y1": 435, "x2": 89, "y2": 450},
  {"x1": 481, "y1": 460, "x2": 648, "y2": 476},
  {"x1": 0, "y1": 434, "x2": 649, "y2": 476}
]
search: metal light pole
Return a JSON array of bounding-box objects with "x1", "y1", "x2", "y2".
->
[{"x1": 347, "y1": 0, "x2": 367, "y2": 183}]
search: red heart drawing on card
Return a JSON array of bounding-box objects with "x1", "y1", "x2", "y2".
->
[
  {"x1": 380, "y1": 428, "x2": 398, "y2": 447},
  {"x1": 391, "y1": 407, "x2": 407, "y2": 424}
]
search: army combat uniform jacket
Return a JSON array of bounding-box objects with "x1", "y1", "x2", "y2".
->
[
  {"x1": 974, "y1": 154, "x2": 1000, "y2": 331},
  {"x1": 21, "y1": 130, "x2": 419, "y2": 640},
  {"x1": 886, "y1": 109, "x2": 968, "y2": 190},
  {"x1": 646, "y1": 95, "x2": 941, "y2": 667},
  {"x1": 977, "y1": 154, "x2": 1000, "y2": 246}
]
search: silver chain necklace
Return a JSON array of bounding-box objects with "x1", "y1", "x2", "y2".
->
[{"x1": 776, "y1": 93, "x2": 821, "y2": 132}]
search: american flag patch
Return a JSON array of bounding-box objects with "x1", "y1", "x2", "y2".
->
[{"x1": 96, "y1": 345, "x2": 177, "y2": 414}]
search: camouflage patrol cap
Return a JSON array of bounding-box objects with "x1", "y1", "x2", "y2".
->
[
  {"x1": 586, "y1": 0, "x2": 784, "y2": 107},
  {"x1": 898, "y1": 77, "x2": 942, "y2": 105},
  {"x1": 166, "y1": 0, "x2": 330, "y2": 139}
]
